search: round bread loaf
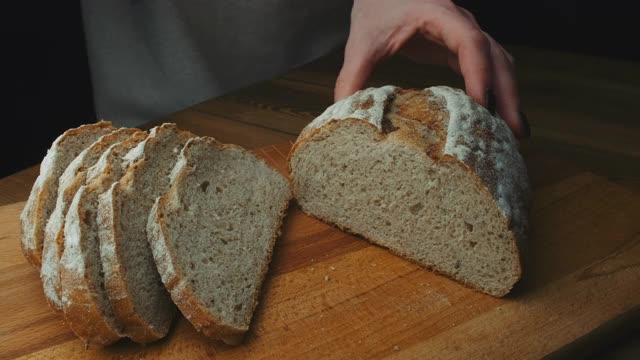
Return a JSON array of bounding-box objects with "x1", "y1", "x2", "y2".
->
[{"x1": 289, "y1": 86, "x2": 530, "y2": 297}]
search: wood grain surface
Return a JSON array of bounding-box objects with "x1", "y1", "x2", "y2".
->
[
  {"x1": 1, "y1": 46, "x2": 639, "y2": 358},
  {"x1": 1, "y1": 142, "x2": 639, "y2": 359}
]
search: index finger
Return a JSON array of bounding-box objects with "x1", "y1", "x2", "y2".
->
[{"x1": 418, "y1": 7, "x2": 492, "y2": 107}]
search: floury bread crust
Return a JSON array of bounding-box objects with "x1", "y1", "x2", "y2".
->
[
  {"x1": 42, "y1": 128, "x2": 142, "y2": 311},
  {"x1": 97, "y1": 124, "x2": 193, "y2": 343},
  {"x1": 21, "y1": 121, "x2": 114, "y2": 268},
  {"x1": 290, "y1": 86, "x2": 530, "y2": 297},
  {"x1": 59, "y1": 130, "x2": 148, "y2": 345},
  {"x1": 147, "y1": 137, "x2": 291, "y2": 345}
]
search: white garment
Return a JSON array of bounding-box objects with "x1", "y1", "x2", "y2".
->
[{"x1": 82, "y1": 0, "x2": 351, "y2": 126}]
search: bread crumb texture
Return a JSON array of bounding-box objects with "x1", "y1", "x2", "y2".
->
[{"x1": 291, "y1": 86, "x2": 530, "y2": 296}]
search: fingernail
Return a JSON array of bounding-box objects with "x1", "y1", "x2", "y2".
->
[
  {"x1": 519, "y1": 110, "x2": 531, "y2": 138},
  {"x1": 486, "y1": 89, "x2": 496, "y2": 115}
]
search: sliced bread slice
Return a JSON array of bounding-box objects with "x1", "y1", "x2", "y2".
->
[
  {"x1": 21, "y1": 121, "x2": 114, "y2": 268},
  {"x1": 97, "y1": 123, "x2": 194, "y2": 343},
  {"x1": 289, "y1": 86, "x2": 530, "y2": 297},
  {"x1": 60, "y1": 130, "x2": 148, "y2": 345},
  {"x1": 42, "y1": 128, "x2": 142, "y2": 311},
  {"x1": 147, "y1": 137, "x2": 291, "y2": 345}
]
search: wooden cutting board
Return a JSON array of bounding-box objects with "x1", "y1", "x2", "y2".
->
[{"x1": 1, "y1": 143, "x2": 639, "y2": 359}]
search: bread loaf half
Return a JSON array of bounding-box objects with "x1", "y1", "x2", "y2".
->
[
  {"x1": 147, "y1": 137, "x2": 291, "y2": 344},
  {"x1": 60, "y1": 130, "x2": 148, "y2": 345},
  {"x1": 97, "y1": 124, "x2": 193, "y2": 343},
  {"x1": 21, "y1": 121, "x2": 114, "y2": 268},
  {"x1": 289, "y1": 86, "x2": 530, "y2": 297},
  {"x1": 42, "y1": 128, "x2": 141, "y2": 311}
]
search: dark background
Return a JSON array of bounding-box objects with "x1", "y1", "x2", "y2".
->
[
  {"x1": 3, "y1": 1, "x2": 638, "y2": 177},
  {"x1": 458, "y1": 0, "x2": 639, "y2": 62}
]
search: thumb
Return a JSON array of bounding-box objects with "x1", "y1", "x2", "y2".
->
[{"x1": 334, "y1": 45, "x2": 378, "y2": 102}]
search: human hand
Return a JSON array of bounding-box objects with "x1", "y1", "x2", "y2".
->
[{"x1": 335, "y1": 0, "x2": 529, "y2": 138}]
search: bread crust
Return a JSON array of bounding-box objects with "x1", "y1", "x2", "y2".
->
[
  {"x1": 60, "y1": 277, "x2": 123, "y2": 346},
  {"x1": 41, "y1": 128, "x2": 142, "y2": 312},
  {"x1": 289, "y1": 87, "x2": 529, "y2": 297},
  {"x1": 98, "y1": 183, "x2": 176, "y2": 343},
  {"x1": 21, "y1": 121, "x2": 114, "y2": 268},
  {"x1": 147, "y1": 137, "x2": 291, "y2": 345},
  {"x1": 59, "y1": 131, "x2": 148, "y2": 345},
  {"x1": 60, "y1": 186, "x2": 123, "y2": 345},
  {"x1": 97, "y1": 124, "x2": 193, "y2": 343}
]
